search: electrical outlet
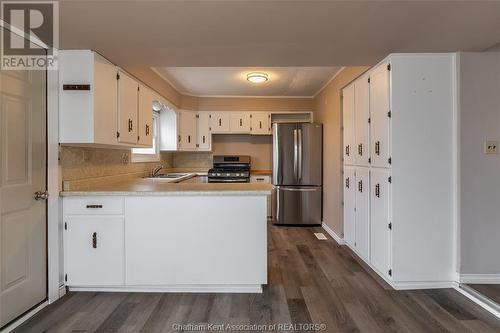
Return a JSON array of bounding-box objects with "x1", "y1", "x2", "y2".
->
[{"x1": 485, "y1": 140, "x2": 498, "y2": 154}]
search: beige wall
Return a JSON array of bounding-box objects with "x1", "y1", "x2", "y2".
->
[
  {"x1": 313, "y1": 67, "x2": 369, "y2": 236},
  {"x1": 212, "y1": 135, "x2": 272, "y2": 170}
]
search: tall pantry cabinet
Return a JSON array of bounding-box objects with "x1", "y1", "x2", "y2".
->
[{"x1": 343, "y1": 54, "x2": 455, "y2": 289}]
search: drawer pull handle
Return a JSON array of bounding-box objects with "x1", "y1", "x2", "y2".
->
[
  {"x1": 146, "y1": 124, "x2": 150, "y2": 135},
  {"x1": 345, "y1": 145, "x2": 350, "y2": 156},
  {"x1": 256, "y1": 178, "x2": 264, "y2": 181},
  {"x1": 86, "y1": 204, "x2": 103, "y2": 209},
  {"x1": 259, "y1": 121, "x2": 262, "y2": 129},
  {"x1": 375, "y1": 141, "x2": 380, "y2": 156},
  {"x1": 202, "y1": 135, "x2": 206, "y2": 143},
  {"x1": 358, "y1": 143, "x2": 363, "y2": 156},
  {"x1": 128, "y1": 119, "x2": 133, "y2": 132},
  {"x1": 375, "y1": 183, "x2": 380, "y2": 198},
  {"x1": 358, "y1": 180, "x2": 363, "y2": 193},
  {"x1": 240, "y1": 119, "x2": 243, "y2": 126},
  {"x1": 345, "y1": 177, "x2": 350, "y2": 188},
  {"x1": 92, "y1": 232, "x2": 97, "y2": 248},
  {"x1": 219, "y1": 119, "x2": 222, "y2": 126}
]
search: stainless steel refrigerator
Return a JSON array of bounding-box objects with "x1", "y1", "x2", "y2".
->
[{"x1": 272, "y1": 123, "x2": 322, "y2": 225}]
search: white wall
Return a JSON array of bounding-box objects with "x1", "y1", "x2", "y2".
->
[{"x1": 459, "y1": 50, "x2": 500, "y2": 275}]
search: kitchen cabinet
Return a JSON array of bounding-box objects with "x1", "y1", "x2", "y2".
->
[
  {"x1": 342, "y1": 54, "x2": 455, "y2": 289},
  {"x1": 250, "y1": 175, "x2": 273, "y2": 218},
  {"x1": 250, "y1": 113, "x2": 271, "y2": 135},
  {"x1": 196, "y1": 112, "x2": 211, "y2": 150},
  {"x1": 342, "y1": 84, "x2": 355, "y2": 165},
  {"x1": 369, "y1": 62, "x2": 391, "y2": 168},
  {"x1": 179, "y1": 110, "x2": 197, "y2": 150},
  {"x1": 59, "y1": 50, "x2": 119, "y2": 146},
  {"x1": 137, "y1": 83, "x2": 154, "y2": 146},
  {"x1": 210, "y1": 112, "x2": 230, "y2": 133},
  {"x1": 355, "y1": 75, "x2": 370, "y2": 166},
  {"x1": 229, "y1": 112, "x2": 251, "y2": 133},
  {"x1": 343, "y1": 166, "x2": 356, "y2": 248},
  {"x1": 117, "y1": 70, "x2": 139, "y2": 145},
  {"x1": 354, "y1": 167, "x2": 370, "y2": 261},
  {"x1": 370, "y1": 168, "x2": 391, "y2": 278}
]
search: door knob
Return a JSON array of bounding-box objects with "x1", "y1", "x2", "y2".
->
[{"x1": 34, "y1": 191, "x2": 49, "y2": 201}]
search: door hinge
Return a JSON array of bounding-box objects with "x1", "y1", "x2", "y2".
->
[
  {"x1": 116, "y1": 73, "x2": 120, "y2": 80},
  {"x1": 387, "y1": 111, "x2": 392, "y2": 118},
  {"x1": 250, "y1": 114, "x2": 252, "y2": 118},
  {"x1": 196, "y1": 114, "x2": 199, "y2": 118},
  {"x1": 368, "y1": 77, "x2": 371, "y2": 83},
  {"x1": 388, "y1": 157, "x2": 392, "y2": 165},
  {"x1": 388, "y1": 176, "x2": 392, "y2": 183},
  {"x1": 137, "y1": 86, "x2": 140, "y2": 91},
  {"x1": 209, "y1": 127, "x2": 211, "y2": 131},
  {"x1": 388, "y1": 222, "x2": 392, "y2": 230},
  {"x1": 65, "y1": 274, "x2": 68, "y2": 282},
  {"x1": 137, "y1": 136, "x2": 140, "y2": 141},
  {"x1": 196, "y1": 144, "x2": 199, "y2": 148},
  {"x1": 368, "y1": 157, "x2": 371, "y2": 164},
  {"x1": 64, "y1": 222, "x2": 67, "y2": 230},
  {"x1": 388, "y1": 269, "x2": 392, "y2": 276},
  {"x1": 116, "y1": 131, "x2": 120, "y2": 138},
  {"x1": 368, "y1": 117, "x2": 371, "y2": 124},
  {"x1": 387, "y1": 64, "x2": 391, "y2": 71},
  {"x1": 209, "y1": 114, "x2": 212, "y2": 118}
]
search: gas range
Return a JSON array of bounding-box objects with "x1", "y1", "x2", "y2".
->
[{"x1": 208, "y1": 155, "x2": 251, "y2": 183}]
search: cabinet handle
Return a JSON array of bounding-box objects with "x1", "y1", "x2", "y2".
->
[
  {"x1": 375, "y1": 183, "x2": 380, "y2": 198},
  {"x1": 358, "y1": 143, "x2": 363, "y2": 156},
  {"x1": 256, "y1": 178, "x2": 265, "y2": 181},
  {"x1": 345, "y1": 145, "x2": 350, "y2": 156},
  {"x1": 86, "y1": 204, "x2": 103, "y2": 209},
  {"x1": 128, "y1": 119, "x2": 133, "y2": 132},
  {"x1": 345, "y1": 177, "x2": 350, "y2": 189},
  {"x1": 203, "y1": 135, "x2": 206, "y2": 143},
  {"x1": 178, "y1": 135, "x2": 181, "y2": 143},
  {"x1": 146, "y1": 124, "x2": 150, "y2": 136},
  {"x1": 259, "y1": 121, "x2": 262, "y2": 129},
  {"x1": 92, "y1": 232, "x2": 97, "y2": 248},
  {"x1": 375, "y1": 141, "x2": 380, "y2": 156},
  {"x1": 219, "y1": 119, "x2": 222, "y2": 126},
  {"x1": 358, "y1": 180, "x2": 363, "y2": 193},
  {"x1": 240, "y1": 119, "x2": 243, "y2": 126},
  {"x1": 188, "y1": 135, "x2": 191, "y2": 143}
]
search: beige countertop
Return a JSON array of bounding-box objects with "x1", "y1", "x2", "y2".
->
[{"x1": 60, "y1": 178, "x2": 273, "y2": 197}]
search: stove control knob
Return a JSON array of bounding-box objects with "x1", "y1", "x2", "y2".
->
[{"x1": 216, "y1": 173, "x2": 221, "y2": 176}]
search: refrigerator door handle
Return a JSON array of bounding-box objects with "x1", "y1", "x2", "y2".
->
[
  {"x1": 298, "y1": 128, "x2": 303, "y2": 181},
  {"x1": 293, "y1": 129, "x2": 298, "y2": 179},
  {"x1": 277, "y1": 187, "x2": 318, "y2": 192}
]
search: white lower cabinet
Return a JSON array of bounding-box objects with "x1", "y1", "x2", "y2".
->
[
  {"x1": 354, "y1": 167, "x2": 370, "y2": 260},
  {"x1": 250, "y1": 175, "x2": 273, "y2": 218},
  {"x1": 343, "y1": 166, "x2": 356, "y2": 248},
  {"x1": 64, "y1": 216, "x2": 124, "y2": 286},
  {"x1": 370, "y1": 168, "x2": 391, "y2": 279}
]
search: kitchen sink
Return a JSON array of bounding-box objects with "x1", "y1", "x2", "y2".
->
[{"x1": 143, "y1": 173, "x2": 194, "y2": 181}]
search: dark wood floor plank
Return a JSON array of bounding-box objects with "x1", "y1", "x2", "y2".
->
[{"x1": 467, "y1": 284, "x2": 500, "y2": 304}]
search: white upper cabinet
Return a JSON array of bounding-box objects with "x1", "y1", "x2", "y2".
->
[
  {"x1": 179, "y1": 110, "x2": 197, "y2": 150},
  {"x1": 138, "y1": 83, "x2": 153, "y2": 147},
  {"x1": 369, "y1": 62, "x2": 391, "y2": 168},
  {"x1": 229, "y1": 112, "x2": 251, "y2": 133},
  {"x1": 210, "y1": 112, "x2": 230, "y2": 133},
  {"x1": 250, "y1": 112, "x2": 271, "y2": 135},
  {"x1": 59, "y1": 50, "x2": 119, "y2": 146},
  {"x1": 197, "y1": 112, "x2": 211, "y2": 150},
  {"x1": 354, "y1": 75, "x2": 370, "y2": 166},
  {"x1": 117, "y1": 70, "x2": 139, "y2": 145},
  {"x1": 342, "y1": 84, "x2": 355, "y2": 165}
]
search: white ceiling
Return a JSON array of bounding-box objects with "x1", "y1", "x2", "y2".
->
[
  {"x1": 154, "y1": 67, "x2": 343, "y2": 97},
  {"x1": 58, "y1": 0, "x2": 500, "y2": 68}
]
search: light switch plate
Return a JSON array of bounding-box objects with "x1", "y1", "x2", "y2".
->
[{"x1": 485, "y1": 140, "x2": 498, "y2": 154}]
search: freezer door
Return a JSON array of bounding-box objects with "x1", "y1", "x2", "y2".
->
[
  {"x1": 297, "y1": 123, "x2": 323, "y2": 186},
  {"x1": 273, "y1": 123, "x2": 299, "y2": 185},
  {"x1": 273, "y1": 186, "x2": 322, "y2": 225}
]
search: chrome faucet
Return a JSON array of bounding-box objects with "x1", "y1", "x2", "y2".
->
[{"x1": 150, "y1": 165, "x2": 164, "y2": 177}]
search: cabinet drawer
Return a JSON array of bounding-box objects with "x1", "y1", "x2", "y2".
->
[
  {"x1": 250, "y1": 175, "x2": 271, "y2": 183},
  {"x1": 64, "y1": 197, "x2": 124, "y2": 215}
]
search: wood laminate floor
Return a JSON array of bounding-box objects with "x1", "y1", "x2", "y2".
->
[
  {"x1": 14, "y1": 224, "x2": 500, "y2": 333},
  {"x1": 467, "y1": 284, "x2": 500, "y2": 305}
]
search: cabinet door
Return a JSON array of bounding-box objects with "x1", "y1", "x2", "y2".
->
[
  {"x1": 370, "y1": 62, "x2": 391, "y2": 168},
  {"x1": 370, "y1": 168, "x2": 391, "y2": 278},
  {"x1": 197, "y1": 112, "x2": 211, "y2": 150},
  {"x1": 354, "y1": 167, "x2": 370, "y2": 260},
  {"x1": 343, "y1": 84, "x2": 355, "y2": 165},
  {"x1": 230, "y1": 112, "x2": 251, "y2": 133},
  {"x1": 117, "y1": 71, "x2": 139, "y2": 144},
  {"x1": 64, "y1": 216, "x2": 124, "y2": 286},
  {"x1": 138, "y1": 84, "x2": 153, "y2": 146},
  {"x1": 343, "y1": 166, "x2": 356, "y2": 248},
  {"x1": 210, "y1": 112, "x2": 230, "y2": 133},
  {"x1": 250, "y1": 175, "x2": 272, "y2": 218},
  {"x1": 180, "y1": 111, "x2": 197, "y2": 150},
  {"x1": 355, "y1": 76, "x2": 370, "y2": 166},
  {"x1": 250, "y1": 112, "x2": 271, "y2": 135}
]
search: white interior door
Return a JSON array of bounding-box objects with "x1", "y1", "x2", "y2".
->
[
  {"x1": 369, "y1": 62, "x2": 391, "y2": 168},
  {"x1": 355, "y1": 76, "x2": 370, "y2": 166},
  {"x1": 0, "y1": 61, "x2": 47, "y2": 326},
  {"x1": 343, "y1": 166, "x2": 356, "y2": 248},
  {"x1": 370, "y1": 168, "x2": 391, "y2": 278},
  {"x1": 342, "y1": 84, "x2": 355, "y2": 165},
  {"x1": 354, "y1": 167, "x2": 370, "y2": 260}
]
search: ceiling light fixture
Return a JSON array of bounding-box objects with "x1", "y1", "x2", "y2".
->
[{"x1": 247, "y1": 72, "x2": 269, "y2": 84}]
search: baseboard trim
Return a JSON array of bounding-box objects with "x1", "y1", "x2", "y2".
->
[
  {"x1": 68, "y1": 284, "x2": 263, "y2": 294},
  {"x1": 1, "y1": 301, "x2": 49, "y2": 333},
  {"x1": 454, "y1": 282, "x2": 500, "y2": 319},
  {"x1": 58, "y1": 285, "x2": 67, "y2": 300},
  {"x1": 459, "y1": 274, "x2": 500, "y2": 284},
  {"x1": 322, "y1": 223, "x2": 346, "y2": 245},
  {"x1": 392, "y1": 281, "x2": 455, "y2": 290}
]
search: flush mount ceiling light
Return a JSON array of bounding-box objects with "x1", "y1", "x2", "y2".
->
[{"x1": 246, "y1": 72, "x2": 269, "y2": 84}]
